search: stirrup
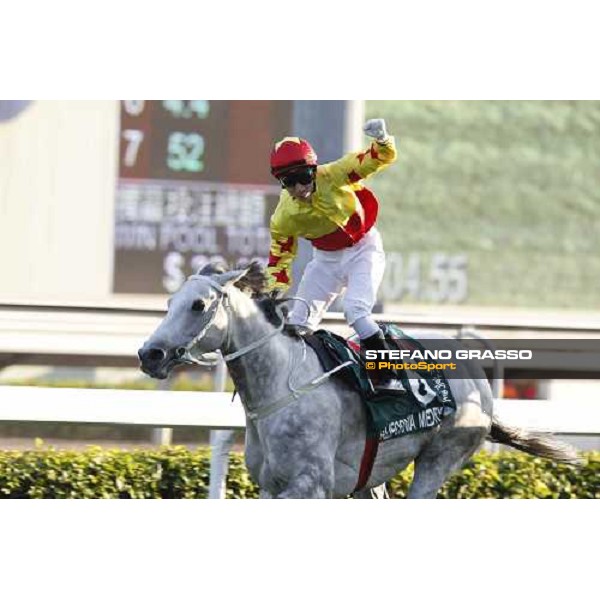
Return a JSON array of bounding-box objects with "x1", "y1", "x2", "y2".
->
[{"x1": 284, "y1": 323, "x2": 313, "y2": 337}]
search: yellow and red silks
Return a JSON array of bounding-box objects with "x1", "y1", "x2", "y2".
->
[{"x1": 267, "y1": 137, "x2": 397, "y2": 290}]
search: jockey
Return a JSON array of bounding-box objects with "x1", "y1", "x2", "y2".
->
[{"x1": 267, "y1": 118, "x2": 404, "y2": 394}]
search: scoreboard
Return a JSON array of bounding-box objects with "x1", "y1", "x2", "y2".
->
[{"x1": 113, "y1": 100, "x2": 293, "y2": 294}]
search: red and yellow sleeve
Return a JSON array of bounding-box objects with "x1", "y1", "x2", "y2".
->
[
  {"x1": 266, "y1": 220, "x2": 298, "y2": 291},
  {"x1": 326, "y1": 136, "x2": 397, "y2": 185}
]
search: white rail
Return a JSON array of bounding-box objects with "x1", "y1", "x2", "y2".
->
[
  {"x1": 0, "y1": 386, "x2": 598, "y2": 436},
  {"x1": 0, "y1": 386, "x2": 245, "y2": 429}
]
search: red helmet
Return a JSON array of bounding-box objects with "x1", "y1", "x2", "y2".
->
[{"x1": 270, "y1": 137, "x2": 318, "y2": 178}]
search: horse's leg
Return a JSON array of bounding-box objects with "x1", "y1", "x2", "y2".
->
[
  {"x1": 208, "y1": 429, "x2": 235, "y2": 499},
  {"x1": 243, "y1": 420, "x2": 264, "y2": 487},
  {"x1": 407, "y1": 426, "x2": 488, "y2": 499},
  {"x1": 272, "y1": 462, "x2": 335, "y2": 499},
  {"x1": 275, "y1": 475, "x2": 331, "y2": 499}
]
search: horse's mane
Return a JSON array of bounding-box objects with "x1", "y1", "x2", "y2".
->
[
  {"x1": 197, "y1": 261, "x2": 281, "y2": 326},
  {"x1": 234, "y1": 261, "x2": 284, "y2": 326},
  {"x1": 235, "y1": 261, "x2": 269, "y2": 296}
]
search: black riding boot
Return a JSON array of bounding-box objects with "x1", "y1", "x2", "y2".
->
[{"x1": 361, "y1": 330, "x2": 407, "y2": 396}]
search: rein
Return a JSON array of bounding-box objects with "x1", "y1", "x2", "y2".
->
[
  {"x1": 242, "y1": 321, "x2": 352, "y2": 422},
  {"x1": 222, "y1": 322, "x2": 284, "y2": 362},
  {"x1": 178, "y1": 277, "x2": 344, "y2": 422}
]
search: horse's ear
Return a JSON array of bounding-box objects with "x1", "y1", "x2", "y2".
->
[
  {"x1": 212, "y1": 262, "x2": 267, "y2": 295},
  {"x1": 197, "y1": 262, "x2": 228, "y2": 276},
  {"x1": 212, "y1": 268, "x2": 250, "y2": 289}
]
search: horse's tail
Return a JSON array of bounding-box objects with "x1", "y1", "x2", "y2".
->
[{"x1": 487, "y1": 416, "x2": 582, "y2": 465}]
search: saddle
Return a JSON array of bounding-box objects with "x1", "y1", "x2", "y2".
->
[
  {"x1": 302, "y1": 324, "x2": 413, "y2": 399},
  {"x1": 302, "y1": 324, "x2": 456, "y2": 440},
  {"x1": 302, "y1": 329, "x2": 374, "y2": 397}
]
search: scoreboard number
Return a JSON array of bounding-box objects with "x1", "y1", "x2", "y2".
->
[
  {"x1": 123, "y1": 100, "x2": 146, "y2": 116},
  {"x1": 382, "y1": 251, "x2": 469, "y2": 303},
  {"x1": 162, "y1": 100, "x2": 210, "y2": 119},
  {"x1": 167, "y1": 132, "x2": 205, "y2": 173},
  {"x1": 122, "y1": 129, "x2": 144, "y2": 168}
]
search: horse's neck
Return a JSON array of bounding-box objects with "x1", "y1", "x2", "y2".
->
[{"x1": 223, "y1": 295, "x2": 297, "y2": 404}]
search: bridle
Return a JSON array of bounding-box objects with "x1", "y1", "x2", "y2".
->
[
  {"x1": 176, "y1": 275, "x2": 294, "y2": 366},
  {"x1": 175, "y1": 274, "x2": 347, "y2": 423}
]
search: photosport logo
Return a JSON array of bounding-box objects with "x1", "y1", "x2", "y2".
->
[{"x1": 364, "y1": 358, "x2": 459, "y2": 373}]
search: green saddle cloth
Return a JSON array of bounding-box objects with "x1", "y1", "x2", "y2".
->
[{"x1": 308, "y1": 324, "x2": 457, "y2": 442}]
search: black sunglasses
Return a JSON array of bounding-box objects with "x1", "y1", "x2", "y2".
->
[{"x1": 280, "y1": 168, "x2": 315, "y2": 188}]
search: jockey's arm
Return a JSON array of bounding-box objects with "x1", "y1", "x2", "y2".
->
[
  {"x1": 266, "y1": 220, "x2": 298, "y2": 292},
  {"x1": 325, "y1": 135, "x2": 397, "y2": 186}
]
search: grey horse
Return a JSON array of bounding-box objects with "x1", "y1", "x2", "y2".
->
[{"x1": 138, "y1": 263, "x2": 580, "y2": 498}]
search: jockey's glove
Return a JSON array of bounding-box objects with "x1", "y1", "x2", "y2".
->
[{"x1": 363, "y1": 118, "x2": 390, "y2": 143}]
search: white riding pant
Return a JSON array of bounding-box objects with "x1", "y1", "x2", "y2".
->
[{"x1": 289, "y1": 227, "x2": 386, "y2": 336}]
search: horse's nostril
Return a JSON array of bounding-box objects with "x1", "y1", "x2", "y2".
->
[
  {"x1": 141, "y1": 347, "x2": 167, "y2": 362},
  {"x1": 175, "y1": 347, "x2": 186, "y2": 359}
]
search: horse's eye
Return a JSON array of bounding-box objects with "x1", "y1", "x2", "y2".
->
[{"x1": 191, "y1": 300, "x2": 205, "y2": 312}]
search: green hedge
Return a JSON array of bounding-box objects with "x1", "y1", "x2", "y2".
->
[
  {"x1": 0, "y1": 447, "x2": 597, "y2": 499},
  {"x1": 387, "y1": 452, "x2": 599, "y2": 499},
  {"x1": 0, "y1": 446, "x2": 257, "y2": 499}
]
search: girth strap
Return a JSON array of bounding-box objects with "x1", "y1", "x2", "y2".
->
[{"x1": 353, "y1": 436, "x2": 380, "y2": 493}]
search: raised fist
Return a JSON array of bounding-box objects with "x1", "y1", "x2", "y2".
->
[{"x1": 363, "y1": 118, "x2": 389, "y2": 143}]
